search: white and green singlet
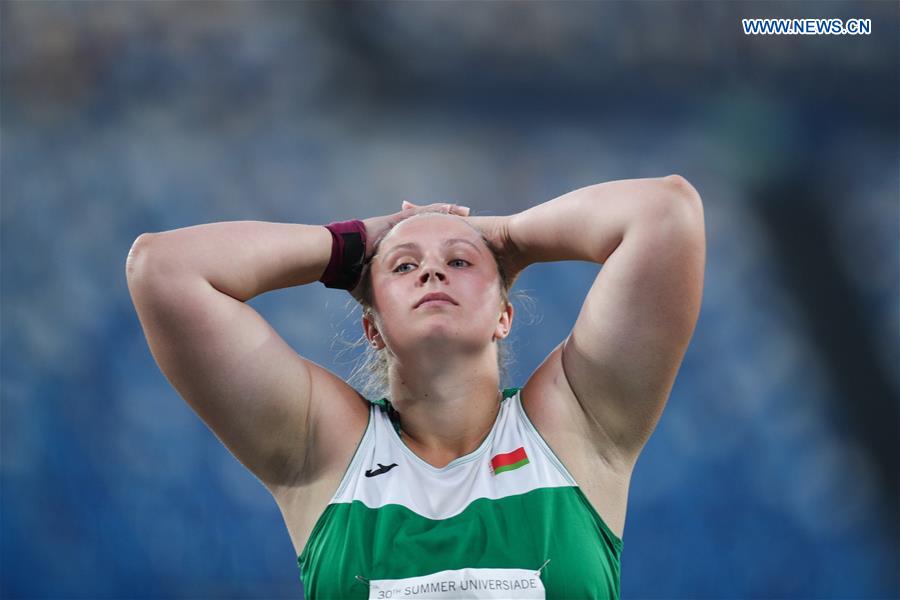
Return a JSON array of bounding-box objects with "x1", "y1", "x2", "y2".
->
[{"x1": 298, "y1": 387, "x2": 623, "y2": 599}]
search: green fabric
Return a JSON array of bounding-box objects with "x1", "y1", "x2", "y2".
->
[
  {"x1": 493, "y1": 457, "x2": 530, "y2": 474},
  {"x1": 298, "y1": 485, "x2": 622, "y2": 599}
]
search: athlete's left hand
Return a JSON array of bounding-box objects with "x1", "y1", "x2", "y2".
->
[{"x1": 400, "y1": 201, "x2": 528, "y2": 288}]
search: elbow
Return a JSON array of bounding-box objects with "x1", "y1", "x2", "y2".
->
[
  {"x1": 662, "y1": 174, "x2": 702, "y2": 209},
  {"x1": 660, "y1": 174, "x2": 704, "y2": 232},
  {"x1": 126, "y1": 233, "x2": 159, "y2": 281}
]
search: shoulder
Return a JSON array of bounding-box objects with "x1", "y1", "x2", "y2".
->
[
  {"x1": 520, "y1": 342, "x2": 633, "y2": 475},
  {"x1": 518, "y1": 343, "x2": 634, "y2": 540},
  {"x1": 294, "y1": 364, "x2": 372, "y2": 486}
]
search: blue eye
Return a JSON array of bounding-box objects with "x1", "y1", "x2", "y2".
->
[{"x1": 393, "y1": 259, "x2": 470, "y2": 273}]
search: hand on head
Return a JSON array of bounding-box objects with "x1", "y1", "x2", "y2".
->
[
  {"x1": 362, "y1": 202, "x2": 470, "y2": 260},
  {"x1": 401, "y1": 200, "x2": 470, "y2": 217}
]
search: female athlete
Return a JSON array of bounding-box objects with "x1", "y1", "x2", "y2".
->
[{"x1": 125, "y1": 175, "x2": 705, "y2": 599}]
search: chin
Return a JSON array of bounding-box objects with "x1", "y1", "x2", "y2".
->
[{"x1": 414, "y1": 329, "x2": 486, "y2": 350}]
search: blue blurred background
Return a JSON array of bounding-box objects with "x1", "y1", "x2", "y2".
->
[{"x1": 2, "y1": 1, "x2": 898, "y2": 598}]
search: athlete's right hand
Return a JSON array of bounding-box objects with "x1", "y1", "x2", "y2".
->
[{"x1": 361, "y1": 202, "x2": 470, "y2": 262}]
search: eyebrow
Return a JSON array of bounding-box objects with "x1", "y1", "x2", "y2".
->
[{"x1": 381, "y1": 238, "x2": 483, "y2": 264}]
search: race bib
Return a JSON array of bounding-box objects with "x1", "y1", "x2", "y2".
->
[{"x1": 368, "y1": 567, "x2": 546, "y2": 599}]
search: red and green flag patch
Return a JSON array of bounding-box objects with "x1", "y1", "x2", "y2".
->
[{"x1": 490, "y1": 446, "x2": 529, "y2": 475}]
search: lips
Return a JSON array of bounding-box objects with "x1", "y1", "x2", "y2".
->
[{"x1": 415, "y1": 292, "x2": 457, "y2": 308}]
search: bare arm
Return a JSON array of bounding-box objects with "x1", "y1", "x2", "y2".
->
[
  {"x1": 126, "y1": 221, "x2": 333, "y2": 301},
  {"x1": 508, "y1": 175, "x2": 705, "y2": 467},
  {"x1": 125, "y1": 221, "x2": 346, "y2": 492}
]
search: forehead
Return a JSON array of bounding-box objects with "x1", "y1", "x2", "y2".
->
[{"x1": 381, "y1": 214, "x2": 483, "y2": 253}]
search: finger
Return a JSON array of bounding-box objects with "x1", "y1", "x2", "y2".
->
[
  {"x1": 414, "y1": 202, "x2": 464, "y2": 215},
  {"x1": 419, "y1": 203, "x2": 453, "y2": 214},
  {"x1": 445, "y1": 204, "x2": 469, "y2": 216},
  {"x1": 402, "y1": 200, "x2": 416, "y2": 210}
]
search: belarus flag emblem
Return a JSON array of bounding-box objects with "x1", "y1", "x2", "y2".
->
[{"x1": 490, "y1": 446, "x2": 529, "y2": 475}]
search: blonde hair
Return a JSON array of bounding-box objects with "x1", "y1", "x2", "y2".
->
[{"x1": 338, "y1": 210, "x2": 530, "y2": 401}]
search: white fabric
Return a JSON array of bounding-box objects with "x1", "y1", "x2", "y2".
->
[
  {"x1": 368, "y1": 567, "x2": 546, "y2": 599},
  {"x1": 331, "y1": 388, "x2": 577, "y2": 520}
]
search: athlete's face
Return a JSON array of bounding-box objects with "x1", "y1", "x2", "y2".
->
[{"x1": 365, "y1": 214, "x2": 511, "y2": 354}]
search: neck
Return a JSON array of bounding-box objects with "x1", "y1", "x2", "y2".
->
[{"x1": 386, "y1": 347, "x2": 502, "y2": 468}]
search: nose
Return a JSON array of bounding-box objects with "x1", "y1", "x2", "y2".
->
[{"x1": 418, "y1": 262, "x2": 446, "y2": 283}]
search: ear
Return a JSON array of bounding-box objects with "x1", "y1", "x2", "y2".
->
[
  {"x1": 493, "y1": 302, "x2": 514, "y2": 342},
  {"x1": 362, "y1": 314, "x2": 382, "y2": 349}
]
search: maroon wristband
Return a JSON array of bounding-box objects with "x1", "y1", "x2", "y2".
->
[{"x1": 319, "y1": 220, "x2": 367, "y2": 290}]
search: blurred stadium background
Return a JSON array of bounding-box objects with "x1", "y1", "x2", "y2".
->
[{"x1": 2, "y1": 1, "x2": 897, "y2": 598}]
